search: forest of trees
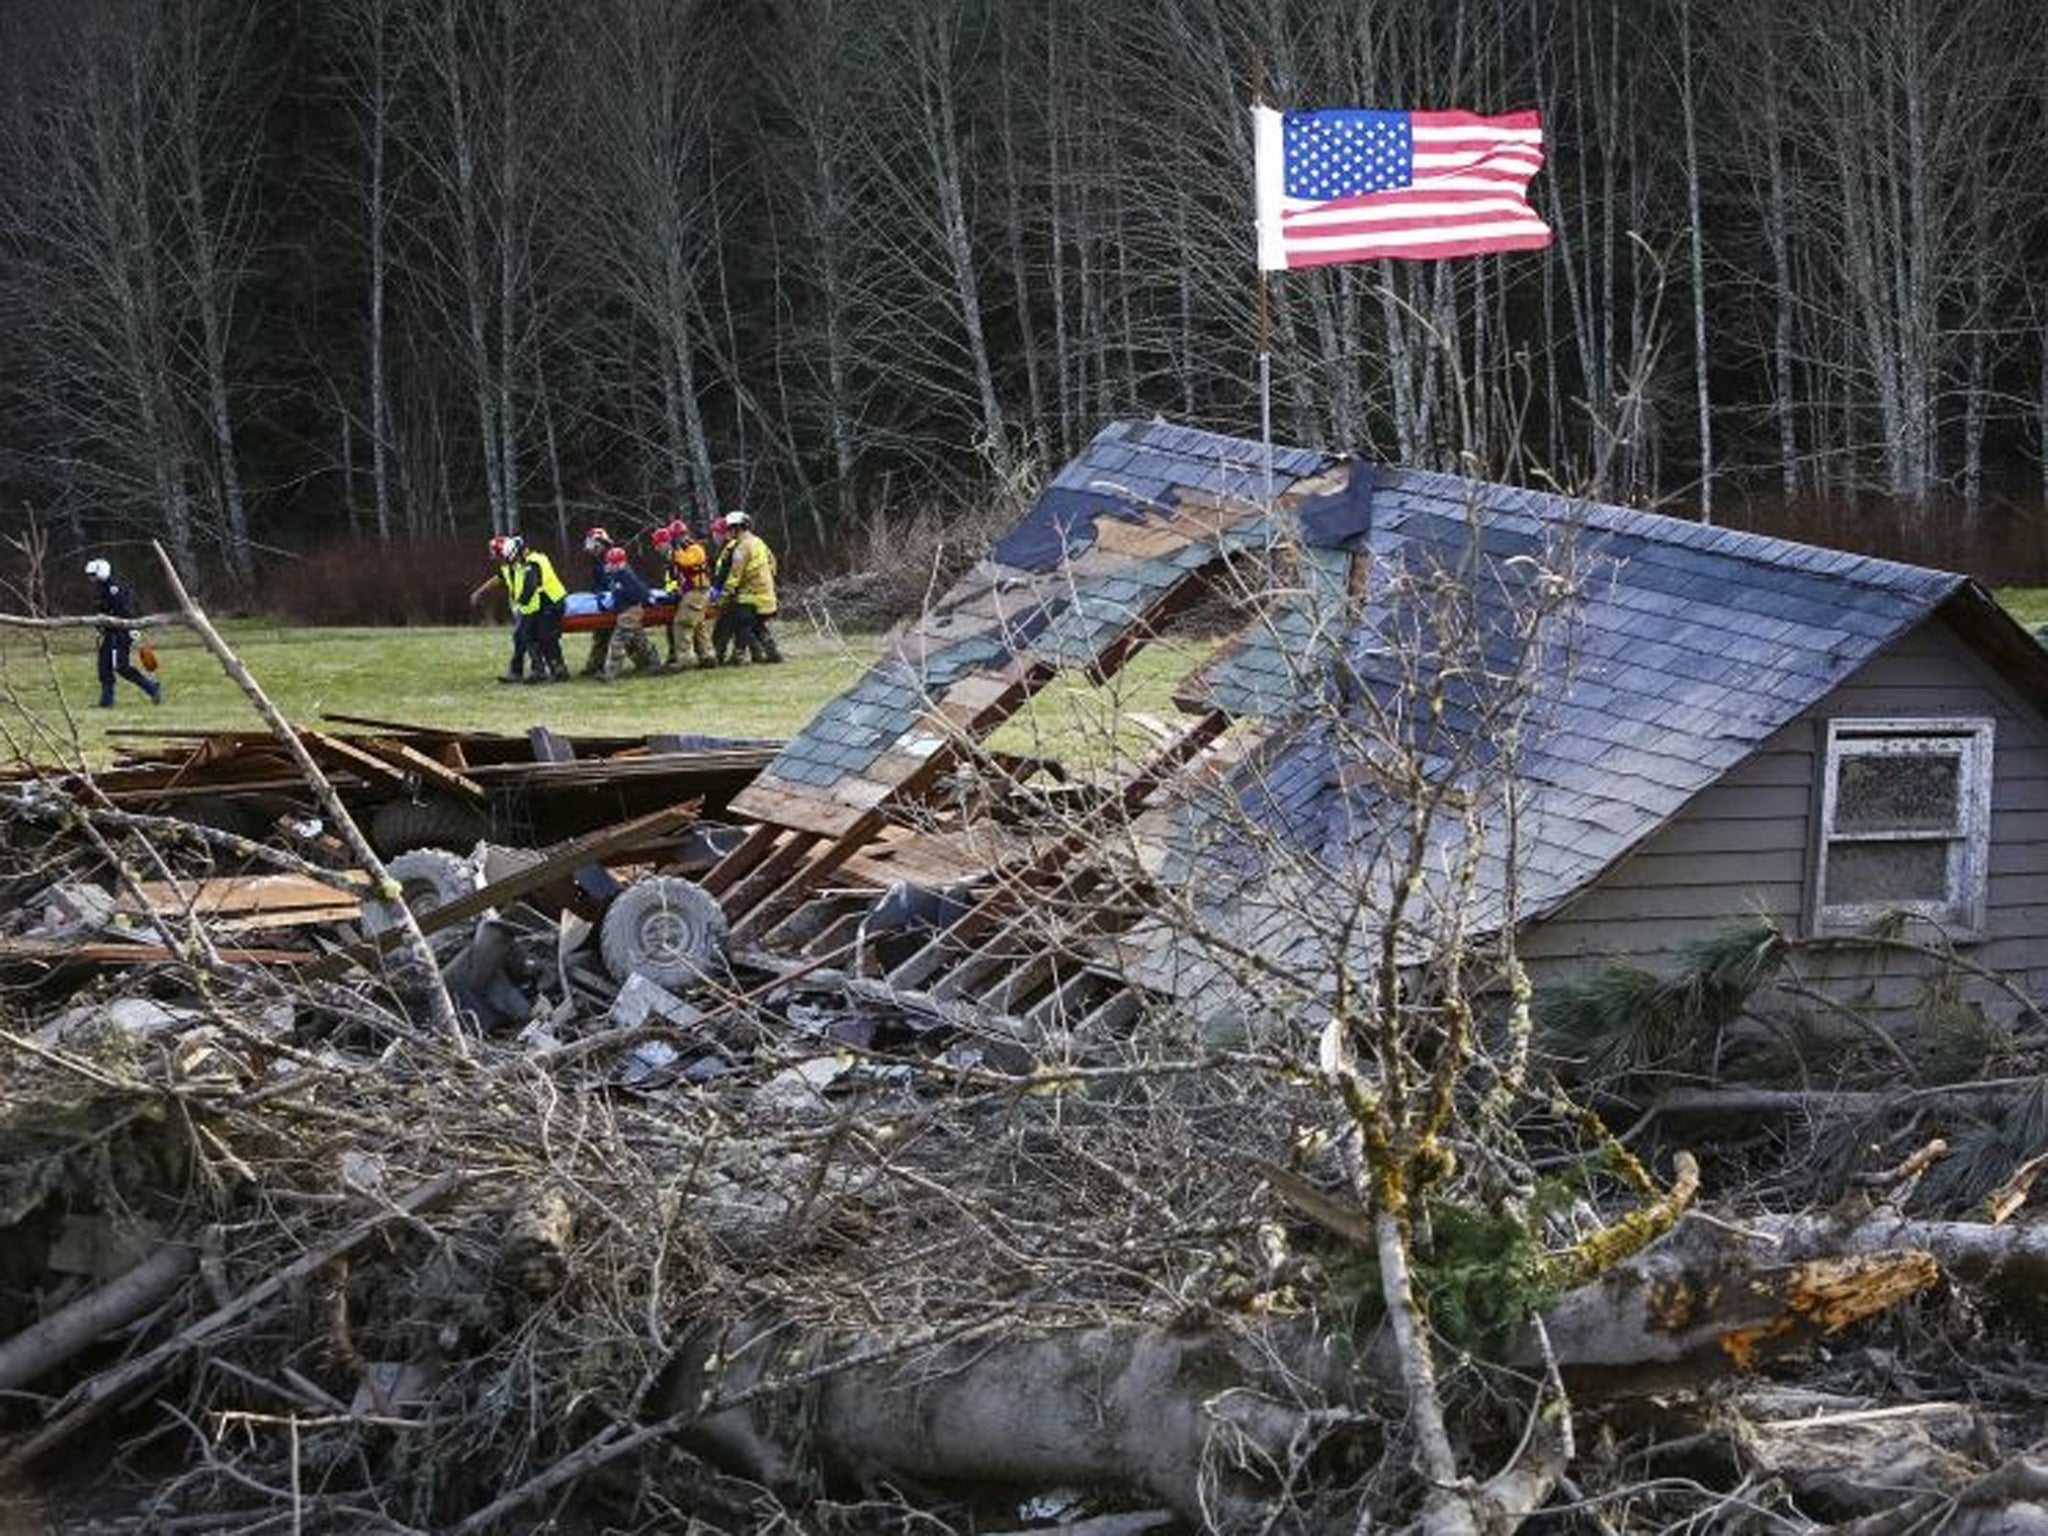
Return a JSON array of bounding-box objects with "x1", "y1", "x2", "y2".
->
[{"x1": 1, "y1": 0, "x2": 2045, "y2": 596}]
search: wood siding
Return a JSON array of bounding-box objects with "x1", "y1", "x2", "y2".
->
[{"x1": 1520, "y1": 615, "x2": 2048, "y2": 1024}]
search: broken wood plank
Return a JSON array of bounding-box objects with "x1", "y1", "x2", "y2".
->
[
  {"x1": 726, "y1": 781, "x2": 870, "y2": 839},
  {"x1": 302, "y1": 731, "x2": 409, "y2": 787},
  {"x1": 127, "y1": 874, "x2": 365, "y2": 924},
  {"x1": 698, "y1": 821, "x2": 790, "y2": 897},
  {"x1": 0, "y1": 939, "x2": 315, "y2": 966},
  {"x1": 365, "y1": 739, "x2": 487, "y2": 800}
]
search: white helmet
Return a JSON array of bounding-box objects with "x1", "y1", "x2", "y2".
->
[
  {"x1": 724, "y1": 510, "x2": 750, "y2": 528},
  {"x1": 84, "y1": 558, "x2": 111, "y2": 581}
]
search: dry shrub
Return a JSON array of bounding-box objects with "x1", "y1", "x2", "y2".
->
[
  {"x1": 834, "y1": 496, "x2": 1026, "y2": 622},
  {"x1": 261, "y1": 536, "x2": 497, "y2": 627}
]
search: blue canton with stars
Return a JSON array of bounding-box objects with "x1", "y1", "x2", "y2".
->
[{"x1": 1282, "y1": 110, "x2": 1414, "y2": 200}]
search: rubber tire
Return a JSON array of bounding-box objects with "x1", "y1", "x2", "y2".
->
[
  {"x1": 361, "y1": 848, "x2": 481, "y2": 957},
  {"x1": 599, "y1": 877, "x2": 727, "y2": 989},
  {"x1": 369, "y1": 796, "x2": 489, "y2": 857}
]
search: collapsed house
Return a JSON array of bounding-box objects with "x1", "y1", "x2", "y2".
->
[
  {"x1": 7, "y1": 419, "x2": 2048, "y2": 1534},
  {"x1": 698, "y1": 417, "x2": 2048, "y2": 1051}
]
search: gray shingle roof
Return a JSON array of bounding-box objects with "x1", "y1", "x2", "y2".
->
[{"x1": 1188, "y1": 464, "x2": 1968, "y2": 951}]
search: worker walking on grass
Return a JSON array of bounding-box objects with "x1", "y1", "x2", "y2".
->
[
  {"x1": 598, "y1": 545, "x2": 663, "y2": 681},
  {"x1": 470, "y1": 536, "x2": 538, "y2": 683},
  {"x1": 654, "y1": 518, "x2": 717, "y2": 668},
  {"x1": 507, "y1": 535, "x2": 570, "y2": 684},
  {"x1": 84, "y1": 558, "x2": 163, "y2": 708},
  {"x1": 710, "y1": 510, "x2": 782, "y2": 665},
  {"x1": 707, "y1": 516, "x2": 739, "y2": 665}
]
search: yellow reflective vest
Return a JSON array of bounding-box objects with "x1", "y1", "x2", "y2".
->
[
  {"x1": 727, "y1": 531, "x2": 778, "y2": 614},
  {"x1": 512, "y1": 551, "x2": 567, "y2": 614}
]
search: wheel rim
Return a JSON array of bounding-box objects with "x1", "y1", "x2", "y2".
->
[{"x1": 636, "y1": 906, "x2": 704, "y2": 964}]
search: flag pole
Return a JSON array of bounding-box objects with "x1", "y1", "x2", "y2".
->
[
  {"x1": 1257, "y1": 272, "x2": 1273, "y2": 510},
  {"x1": 1250, "y1": 54, "x2": 1274, "y2": 511}
]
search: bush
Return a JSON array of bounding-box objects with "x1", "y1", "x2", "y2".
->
[{"x1": 260, "y1": 537, "x2": 500, "y2": 627}]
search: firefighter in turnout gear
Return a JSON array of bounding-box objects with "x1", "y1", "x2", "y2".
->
[
  {"x1": 653, "y1": 518, "x2": 716, "y2": 668},
  {"x1": 85, "y1": 558, "x2": 162, "y2": 708},
  {"x1": 710, "y1": 510, "x2": 781, "y2": 664}
]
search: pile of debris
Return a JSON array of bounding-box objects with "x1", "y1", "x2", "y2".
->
[
  {"x1": 1, "y1": 714, "x2": 778, "y2": 854},
  {"x1": 8, "y1": 746, "x2": 2048, "y2": 1535}
]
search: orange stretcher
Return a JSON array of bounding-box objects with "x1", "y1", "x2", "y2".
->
[{"x1": 558, "y1": 592, "x2": 683, "y2": 635}]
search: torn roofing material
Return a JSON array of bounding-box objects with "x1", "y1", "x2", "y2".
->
[{"x1": 730, "y1": 420, "x2": 1340, "y2": 838}]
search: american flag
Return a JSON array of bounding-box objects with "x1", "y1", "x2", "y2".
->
[{"x1": 1254, "y1": 106, "x2": 1552, "y2": 270}]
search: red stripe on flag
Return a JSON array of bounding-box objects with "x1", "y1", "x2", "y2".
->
[
  {"x1": 1409, "y1": 108, "x2": 1543, "y2": 131},
  {"x1": 1281, "y1": 230, "x2": 1555, "y2": 266}
]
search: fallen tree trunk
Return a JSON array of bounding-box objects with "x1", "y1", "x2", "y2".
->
[{"x1": 663, "y1": 1215, "x2": 1950, "y2": 1529}]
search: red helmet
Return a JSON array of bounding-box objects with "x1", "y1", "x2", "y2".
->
[
  {"x1": 708, "y1": 516, "x2": 729, "y2": 538},
  {"x1": 651, "y1": 525, "x2": 673, "y2": 548},
  {"x1": 582, "y1": 525, "x2": 611, "y2": 551},
  {"x1": 668, "y1": 518, "x2": 690, "y2": 540},
  {"x1": 603, "y1": 546, "x2": 629, "y2": 569},
  {"x1": 487, "y1": 535, "x2": 506, "y2": 560}
]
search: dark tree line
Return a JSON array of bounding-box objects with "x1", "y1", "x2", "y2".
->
[{"x1": 1, "y1": 0, "x2": 2044, "y2": 594}]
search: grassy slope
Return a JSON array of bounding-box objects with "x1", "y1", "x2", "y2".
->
[
  {"x1": 0, "y1": 620, "x2": 881, "y2": 763},
  {"x1": 0, "y1": 617, "x2": 1211, "y2": 767},
  {"x1": 1995, "y1": 588, "x2": 2048, "y2": 629},
  {"x1": 9, "y1": 591, "x2": 2040, "y2": 769}
]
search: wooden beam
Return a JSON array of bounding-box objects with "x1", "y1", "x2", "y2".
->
[
  {"x1": 366, "y1": 739, "x2": 487, "y2": 801},
  {"x1": 303, "y1": 731, "x2": 409, "y2": 787}
]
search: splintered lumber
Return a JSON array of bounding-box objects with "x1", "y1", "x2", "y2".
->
[
  {"x1": 303, "y1": 731, "x2": 408, "y2": 787},
  {"x1": 125, "y1": 874, "x2": 363, "y2": 930},
  {"x1": 362, "y1": 738, "x2": 486, "y2": 800},
  {"x1": 0, "y1": 1172, "x2": 460, "y2": 1474},
  {"x1": 0, "y1": 939, "x2": 316, "y2": 966}
]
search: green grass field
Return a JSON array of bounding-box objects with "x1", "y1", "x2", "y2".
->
[
  {"x1": 0, "y1": 618, "x2": 883, "y2": 764},
  {"x1": 0, "y1": 615, "x2": 1214, "y2": 767},
  {"x1": 9, "y1": 591, "x2": 2043, "y2": 769},
  {"x1": 1995, "y1": 587, "x2": 2048, "y2": 629}
]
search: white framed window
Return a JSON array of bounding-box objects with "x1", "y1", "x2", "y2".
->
[{"x1": 1812, "y1": 718, "x2": 1994, "y2": 938}]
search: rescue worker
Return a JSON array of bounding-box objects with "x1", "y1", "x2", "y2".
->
[
  {"x1": 597, "y1": 545, "x2": 663, "y2": 681},
  {"x1": 469, "y1": 535, "x2": 532, "y2": 682},
  {"x1": 653, "y1": 518, "x2": 716, "y2": 668},
  {"x1": 507, "y1": 535, "x2": 570, "y2": 683},
  {"x1": 84, "y1": 558, "x2": 163, "y2": 708},
  {"x1": 578, "y1": 526, "x2": 617, "y2": 676},
  {"x1": 706, "y1": 516, "x2": 742, "y2": 665},
  {"x1": 711, "y1": 510, "x2": 782, "y2": 664}
]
